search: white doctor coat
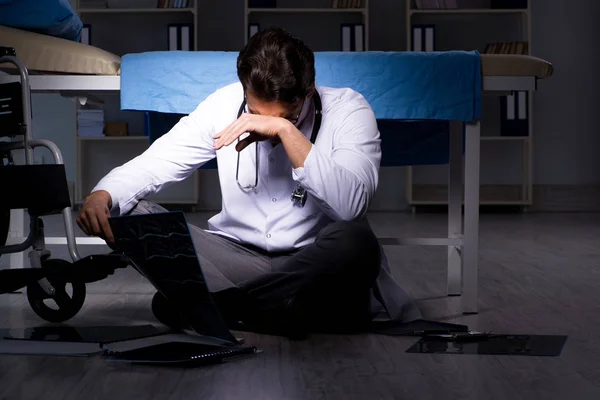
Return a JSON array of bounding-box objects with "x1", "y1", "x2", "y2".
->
[{"x1": 93, "y1": 82, "x2": 421, "y2": 324}]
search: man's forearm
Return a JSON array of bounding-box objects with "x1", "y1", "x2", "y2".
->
[{"x1": 278, "y1": 121, "x2": 313, "y2": 169}]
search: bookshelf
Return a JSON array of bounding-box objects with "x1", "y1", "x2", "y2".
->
[
  {"x1": 73, "y1": 0, "x2": 200, "y2": 207},
  {"x1": 244, "y1": 0, "x2": 369, "y2": 50},
  {"x1": 404, "y1": 0, "x2": 533, "y2": 208}
]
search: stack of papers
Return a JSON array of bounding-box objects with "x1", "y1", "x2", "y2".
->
[{"x1": 77, "y1": 109, "x2": 105, "y2": 137}]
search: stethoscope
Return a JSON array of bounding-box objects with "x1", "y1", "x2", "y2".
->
[{"x1": 235, "y1": 91, "x2": 322, "y2": 207}]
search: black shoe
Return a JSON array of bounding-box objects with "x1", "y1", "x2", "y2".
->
[
  {"x1": 279, "y1": 296, "x2": 310, "y2": 340},
  {"x1": 241, "y1": 297, "x2": 309, "y2": 341},
  {"x1": 212, "y1": 289, "x2": 309, "y2": 340},
  {"x1": 151, "y1": 291, "x2": 189, "y2": 331}
]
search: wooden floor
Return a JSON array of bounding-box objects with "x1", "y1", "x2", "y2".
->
[{"x1": 1, "y1": 211, "x2": 600, "y2": 400}]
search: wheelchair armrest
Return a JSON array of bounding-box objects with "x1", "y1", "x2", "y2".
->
[{"x1": 0, "y1": 165, "x2": 71, "y2": 215}]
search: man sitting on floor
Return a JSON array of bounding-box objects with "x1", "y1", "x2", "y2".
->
[{"x1": 77, "y1": 28, "x2": 413, "y2": 338}]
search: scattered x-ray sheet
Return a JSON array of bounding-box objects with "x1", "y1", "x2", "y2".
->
[
  {"x1": 0, "y1": 339, "x2": 102, "y2": 357},
  {"x1": 0, "y1": 324, "x2": 171, "y2": 357},
  {"x1": 108, "y1": 211, "x2": 239, "y2": 345},
  {"x1": 406, "y1": 334, "x2": 568, "y2": 357}
]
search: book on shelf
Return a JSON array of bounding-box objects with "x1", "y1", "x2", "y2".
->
[
  {"x1": 483, "y1": 41, "x2": 528, "y2": 55},
  {"x1": 157, "y1": 0, "x2": 192, "y2": 8},
  {"x1": 414, "y1": 0, "x2": 458, "y2": 9},
  {"x1": 332, "y1": 0, "x2": 365, "y2": 8}
]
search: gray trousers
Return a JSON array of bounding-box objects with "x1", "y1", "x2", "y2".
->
[{"x1": 129, "y1": 200, "x2": 381, "y2": 330}]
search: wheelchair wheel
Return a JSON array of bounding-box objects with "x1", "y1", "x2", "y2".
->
[{"x1": 27, "y1": 258, "x2": 87, "y2": 323}]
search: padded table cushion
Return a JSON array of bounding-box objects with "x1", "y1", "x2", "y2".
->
[
  {"x1": 0, "y1": 25, "x2": 121, "y2": 75},
  {"x1": 0, "y1": 27, "x2": 552, "y2": 82},
  {"x1": 481, "y1": 54, "x2": 553, "y2": 79}
]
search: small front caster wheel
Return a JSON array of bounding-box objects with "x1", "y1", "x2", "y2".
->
[{"x1": 26, "y1": 259, "x2": 86, "y2": 323}]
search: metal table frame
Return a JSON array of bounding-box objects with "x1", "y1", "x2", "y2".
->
[{"x1": 388, "y1": 75, "x2": 538, "y2": 313}]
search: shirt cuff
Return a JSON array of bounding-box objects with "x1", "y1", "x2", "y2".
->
[
  {"x1": 91, "y1": 182, "x2": 122, "y2": 216},
  {"x1": 292, "y1": 145, "x2": 317, "y2": 185}
]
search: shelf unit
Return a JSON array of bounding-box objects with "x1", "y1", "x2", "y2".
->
[
  {"x1": 73, "y1": 0, "x2": 200, "y2": 207},
  {"x1": 75, "y1": 1, "x2": 199, "y2": 52},
  {"x1": 244, "y1": 0, "x2": 369, "y2": 49},
  {"x1": 404, "y1": 0, "x2": 532, "y2": 207}
]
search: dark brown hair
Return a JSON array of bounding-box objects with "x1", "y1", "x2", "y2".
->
[{"x1": 237, "y1": 27, "x2": 315, "y2": 107}]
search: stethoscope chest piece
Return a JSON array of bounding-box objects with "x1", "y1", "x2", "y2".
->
[{"x1": 291, "y1": 186, "x2": 308, "y2": 207}]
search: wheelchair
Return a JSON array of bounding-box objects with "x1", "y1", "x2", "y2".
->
[{"x1": 0, "y1": 47, "x2": 130, "y2": 323}]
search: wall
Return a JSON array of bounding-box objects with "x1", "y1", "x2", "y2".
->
[
  {"x1": 530, "y1": 0, "x2": 600, "y2": 185},
  {"x1": 32, "y1": 0, "x2": 600, "y2": 210},
  {"x1": 30, "y1": 95, "x2": 77, "y2": 183}
]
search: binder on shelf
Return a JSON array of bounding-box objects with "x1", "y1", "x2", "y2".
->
[
  {"x1": 355, "y1": 24, "x2": 364, "y2": 51},
  {"x1": 412, "y1": 26, "x2": 422, "y2": 52},
  {"x1": 500, "y1": 91, "x2": 528, "y2": 136},
  {"x1": 248, "y1": 23, "x2": 260, "y2": 39},
  {"x1": 341, "y1": 25, "x2": 351, "y2": 51},
  {"x1": 340, "y1": 24, "x2": 365, "y2": 52},
  {"x1": 181, "y1": 25, "x2": 191, "y2": 51},
  {"x1": 168, "y1": 24, "x2": 193, "y2": 51},
  {"x1": 168, "y1": 25, "x2": 178, "y2": 50},
  {"x1": 424, "y1": 26, "x2": 435, "y2": 51},
  {"x1": 80, "y1": 24, "x2": 91, "y2": 45},
  {"x1": 412, "y1": 24, "x2": 435, "y2": 52}
]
